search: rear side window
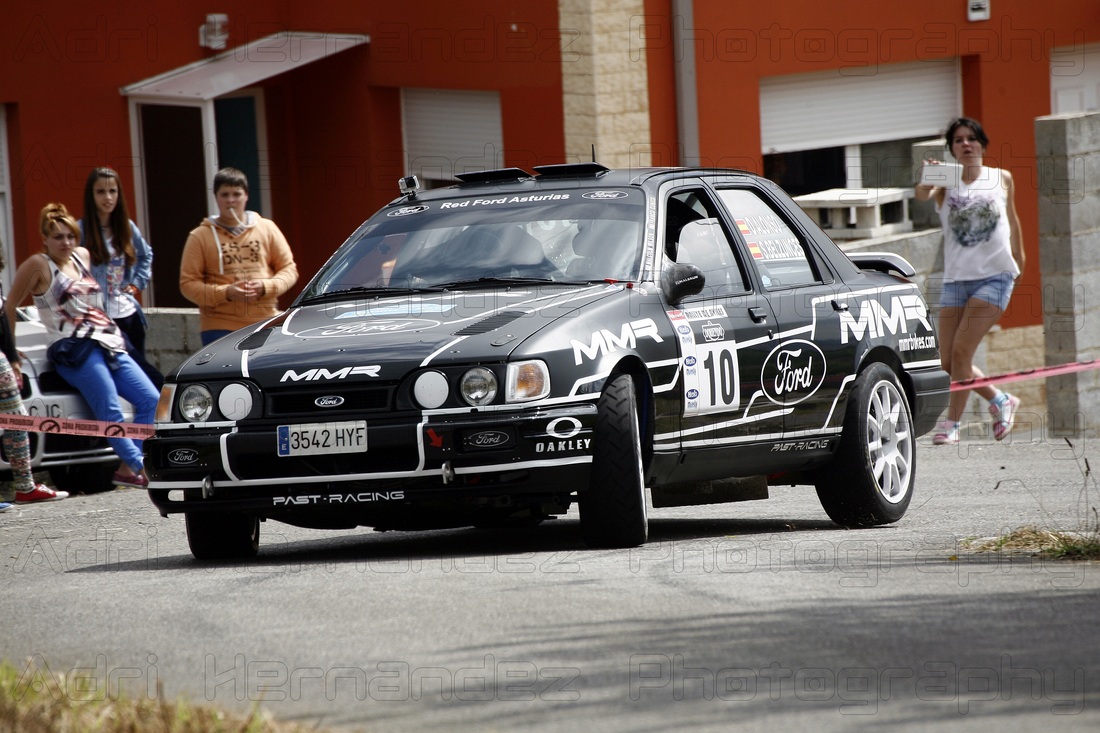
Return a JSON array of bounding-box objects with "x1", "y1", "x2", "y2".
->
[{"x1": 717, "y1": 189, "x2": 819, "y2": 289}]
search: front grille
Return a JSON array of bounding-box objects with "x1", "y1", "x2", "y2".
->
[
  {"x1": 265, "y1": 384, "x2": 395, "y2": 418},
  {"x1": 232, "y1": 446, "x2": 420, "y2": 479}
]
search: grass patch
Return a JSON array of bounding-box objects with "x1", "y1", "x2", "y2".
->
[
  {"x1": 964, "y1": 438, "x2": 1100, "y2": 561},
  {"x1": 0, "y1": 658, "x2": 328, "y2": 733},
  {"x1": 964, "y1": 523, "x2": 1100, "y2": 559}
]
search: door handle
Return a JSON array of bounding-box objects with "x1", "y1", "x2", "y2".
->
[
  {"x1": 749, "y1": 307, "x2": 768, "y2": 323},
  {"x1": 832, "y1": 300, "x2": 849, "y2": 312}
]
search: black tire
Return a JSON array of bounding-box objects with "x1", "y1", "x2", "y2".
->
[
  {"x1": 48, "y1": 463, "x2": 117, "y2": 494},
  {"x1": 580, "y1": 373, "x2": 648, "y2": 547},
  {"x1": 815, "y1": 362, "x2": 915, "y2": 527},
  {"x1": 185, "y1": 512, "x2": 260, "y2": 560}
]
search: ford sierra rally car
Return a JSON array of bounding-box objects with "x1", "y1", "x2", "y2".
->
[{"x1": 144, "y1": 164, "x2": 949, "y2": 560}]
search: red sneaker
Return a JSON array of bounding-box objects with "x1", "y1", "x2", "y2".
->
[
  {"x1": 113, "y1": 472, "x2": 149, "y2": 489},
  {"x1": 15, "y1": 484, "x2": 69, "y2": 503}
]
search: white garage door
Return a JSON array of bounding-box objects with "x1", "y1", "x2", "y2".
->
[
  {"x1": 1050, "y1": 44, "x2": 1100, "y2": 113},
  {"x1": 402, "y1": 88, "x2": 504, "y2": 184},
  {"x1": 759, "y1": 59, "x2": 960, "y2": 154}
]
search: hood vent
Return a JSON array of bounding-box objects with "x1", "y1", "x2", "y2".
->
[
  {"x1": 452, "y1": 310, "x2": 526, "y2": 336},
  {"x1": 236, "y1": 329, "x2": 273, "y2": 351}
]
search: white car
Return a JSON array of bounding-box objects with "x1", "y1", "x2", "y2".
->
[{"x1": 1, "y1": 307, "x2": 131, "y2": 493}]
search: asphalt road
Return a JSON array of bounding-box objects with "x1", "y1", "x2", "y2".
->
[{"x1": 2, "y1": 435, "x2": 1099, "y2": 732}]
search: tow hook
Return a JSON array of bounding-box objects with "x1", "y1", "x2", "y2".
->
[
  {"x1": 202, "y1": 475, "x2": 214, "y2": 499},
  {"x1": 442, "y1": 461, "x2": 455, "y2": 485}
]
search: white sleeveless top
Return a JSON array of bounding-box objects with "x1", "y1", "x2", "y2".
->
[
  {"x1": 33, "y1": 253, "x2": 127, "y2": 354},
  {"x1": 935, "y1": 166, "x2": 1020, "y2": 281}
]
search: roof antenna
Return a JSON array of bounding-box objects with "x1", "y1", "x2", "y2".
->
[{"x1": 591, "y1": 144, "x2": 596, "y2": 163}]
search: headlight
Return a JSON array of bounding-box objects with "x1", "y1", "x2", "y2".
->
[
  {"x1": 218, "y1": 383, "x2": 254, "y2": 420},
  {"x1": 413, "y1": 371, "x2": 450, "y2": 409},
  {"x1": 155, "y1": 384, "x2": 177, "y2": 424},
  {"x1": 506, "y1": 360, "x2": 550, "y2": 402},
  {"x1": 178, "y1": 384, "x2": 213, "y2": 422},
  {"x1": 459, "y1": 367, "x2": 498, "y2": 406}
]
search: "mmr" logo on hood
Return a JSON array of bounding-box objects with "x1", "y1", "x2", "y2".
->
[{"x1": 281, "y1": 366, "x2": 381, "y2": 382}]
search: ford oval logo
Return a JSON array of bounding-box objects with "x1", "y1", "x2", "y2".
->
[
  {"x1": 168, "y1": 448, "x2": 198, "y2": 465},
  {"x1": 582, "y1": 190, "x2": 628, "y2": 200},
  {"x1": 464, "y1": 430, "x2": 513, "y2": 450},
  {"x1": 760, "y1": 339, "x2": 828, "y2": 406},
  {"x1": 315, "y1": 396, "x2": 346, "y2": 408}
]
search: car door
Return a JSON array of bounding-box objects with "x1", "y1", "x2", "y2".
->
[
  {"x1": 659, "y1": 185, "x2": 784, "y2": 480},
  {"x1": 713, "y1": 186, "x2": 855, "y2": 448}
]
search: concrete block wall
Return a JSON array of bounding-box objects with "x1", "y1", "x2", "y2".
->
[
  {"x1": 1037, "y1": 112, "x2": 1100, "y2": 437},
  {"x1": 144, "y1": 307, "x2": 203, "y2": 379},
  {"x1": 559, "y1": 0, "x2": 652, "y2": 169}
]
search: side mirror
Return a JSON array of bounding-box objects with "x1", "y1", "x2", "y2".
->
[{"x1": 661, "y1": 262, "x2": 705, "y2": 305}]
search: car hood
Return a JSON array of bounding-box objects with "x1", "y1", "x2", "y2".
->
[{"x1": 174, "y1": 284, "x2": 625, "y2": 383}]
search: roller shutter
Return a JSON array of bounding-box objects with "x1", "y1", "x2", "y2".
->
[
  {"x1": 402, "y1": 88, "x2": 504, "y2": 183},
  {"x1": 760, "y1": 60, "x2": 960, "y2": 154}
]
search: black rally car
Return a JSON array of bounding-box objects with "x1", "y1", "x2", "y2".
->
[{"x1": 145, "y1": 164, "x2": 949, "y2": 560}]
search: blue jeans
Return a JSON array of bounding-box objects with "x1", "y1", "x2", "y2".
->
[
  {"x1": 201, "y1": 330, "x2": 232, "y2": 346},
  {"x1": 55, "y1": 347, "x2": 159, "y2": 473}
]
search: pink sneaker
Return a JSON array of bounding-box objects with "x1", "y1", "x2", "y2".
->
[
  {"x1": 989, "y1": 394, "x2": 1020, "y2": 441},
  {"x1": 15, "y1": 484, "x2": 69, "y2": 503},
  {"x1": 932, "y1": 420, "x2": 960, "y2": 445}
]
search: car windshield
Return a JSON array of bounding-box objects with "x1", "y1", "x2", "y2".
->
[{"x1": 302, "y1": 191, "x2": 645, "y2": 298}]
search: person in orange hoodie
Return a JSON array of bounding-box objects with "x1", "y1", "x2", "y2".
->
[{"x1": 179, "y1": 167, "x2": 299, "y2": 345}]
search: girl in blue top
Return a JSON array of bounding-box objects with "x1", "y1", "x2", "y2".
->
[{"x1": 79, "y1": 167, "x2": 163, "y2": 388}]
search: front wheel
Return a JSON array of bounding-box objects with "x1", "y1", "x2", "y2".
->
[
  {"x1": 185, "y1": 512, "x2": 260, "y2": 560},
  {"x1": 580, "y1": 373, "x2": 648, "y2": 548},
  {"x1": 815, "y1": 363, "x2": 915, "y2": 527}
]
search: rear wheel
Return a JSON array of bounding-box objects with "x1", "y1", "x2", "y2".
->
[
  {"x1": 580, "y1": 373, "x2": 648, "y2": 548},
  {"x1": 815, "y1": 363, "x2": 915, "y2": 527},
  {"x1": 185, "y1": 512, "x2": 260, "y2": 560}
]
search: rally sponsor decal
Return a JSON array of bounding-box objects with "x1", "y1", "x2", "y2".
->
[
  {"x1": 570, "y1": 318, "x2": 664, "y2": 365},
  {"x1": 273, "y1": 491, "x2": 405, "y2": 506},
  {"x1": 439, "y1": 194, "x2": 571, "y2": 209},
  {"x1": 760, "y1": 339, "x2": 828, "y2": 406},
  {"x1": 582, "y1": 190, "x2": 629, "y2": 200},
  {"x1": 771, "y1": 438, "x2": 833, "y2": 452},
  {"x1": 840, "y1": 293, "x2": 932, "y2": 345},
  {"x1": 334, "y1": 301, "x2": 456, "y2": 318},
  {"x1": 735, "y1": 212, "x2": 804, "y2": 261},
  {"x1": 669, "y1": 309, "x2": 741, "y2": 418},
  {"x1": 292, "y1": 319, "x2": 443, "y2": 338},
  {"x1": 387, "y1": 205, "x2": 429, "y2": 217}
]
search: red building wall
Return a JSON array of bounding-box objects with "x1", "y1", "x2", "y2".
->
[
  {"x1": 0, "y1": 1, "x2": 566, "y2": 300},
  {"x1": 680, "y1": 0, "x2": 1100, "y2": 327}
]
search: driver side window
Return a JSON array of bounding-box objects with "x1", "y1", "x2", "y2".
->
[{"x1": 664, "y1": 190, "x2": 747, "y2": 298}]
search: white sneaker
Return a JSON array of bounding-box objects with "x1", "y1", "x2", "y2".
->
[
  {"x1": 990, "y1": 394, "x2": 1020, "y2": 441},
  {"x1": 932, "y1": 420, "x2": 960, "y2": 445}
]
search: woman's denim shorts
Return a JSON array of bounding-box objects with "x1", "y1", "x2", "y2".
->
[{"x1": 940, "y1": 272, "x2": 1016, "y2": 311}]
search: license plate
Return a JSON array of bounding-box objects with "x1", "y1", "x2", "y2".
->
[{"x1": 277, "y1": 421, "x2": 367, "y2": 457}]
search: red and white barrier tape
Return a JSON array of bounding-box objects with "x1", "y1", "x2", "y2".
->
[
  {"x1": 950, "y1": 359, "x2": 1100, "y2": 391},
  {"x1": 0, "y1": 412, "x2": 154, "y2": 439},
  {"x1": 0, "y1": 358, "x2": 1095, "y2": 438}
]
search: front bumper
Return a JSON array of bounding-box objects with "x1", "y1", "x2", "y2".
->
[{"x1": 144, "y1": 403, "x2": 598, "y2": 515}]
